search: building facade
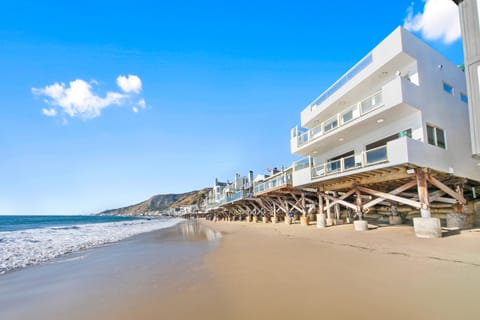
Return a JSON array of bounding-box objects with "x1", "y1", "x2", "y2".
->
[{"x1": 291, "y1": 27, "x2": 480, "y2": 188}]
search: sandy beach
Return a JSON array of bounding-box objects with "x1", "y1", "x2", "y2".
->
[
  {"x1": 160, "y1": 221, "x2": 480, "y2": 320},
  {"x1": 2, "y1": 220, "x2": 480, "y2": 319}
]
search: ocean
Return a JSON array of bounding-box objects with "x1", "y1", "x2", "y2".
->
[{"x1": 0, "y1": 215, "x2": 183, "y2": 274}]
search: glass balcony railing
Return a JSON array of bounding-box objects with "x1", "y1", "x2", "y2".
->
[
  {"x1": 310, "y1": 145, "x2": 388, "y2": 179},
  {"x1": 365, "y1": 145, "x2": 388, "y2": 164},
  {"x1": 293, "y1": 90, "x2": 383, "y2": 149},
  {"x1": 293, "y1": 157, "x2": 312, "y2": 171},
  {"x1": 309, "y1": 54, "x2": 373, "y2": 111},
  {"x1": 220, "y1": 190, "x2": 253, "y2": 205},
  {"x1": 254, "y1": 172, "x2": 293, "y2": 194}
]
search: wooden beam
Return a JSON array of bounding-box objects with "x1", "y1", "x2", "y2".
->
[
  {"x1": 318, "y1": 193, "x2": 324, "y2": 215},
  {"x1": 334, "y1": 192, "x2": 341, "y2": 220},
  {"x1": 399, "y1": 191, "x2": 455, "y2": 204},
  {"x1": 357, "y1": 186, "x2": 422, "y2": 209},
  {"x1": 427, "y1": 190, "x2": 457, "y2": 204},
  {"x1": 301, "y1": 193, "x2": 306, "y2": 216},
  {"x1": 326, "y1": 197, "x2": 332, "y2": 220},
  {"x1": 326, "y1": 188, "x2": 356, "y2": 210},
  {"x1": 271, "y1": 198, "x2": 288, "y2": 214},
  {"x1": 319, "y1": 192, "x2": 358, "y2": 211},
  {"x1": 355, "y1": 187, "x2": 362, "y2": 213},
  {"x1": 416, "y1": 168, "x2": 430, "y2": 209},
  {"x1": 363, "y1": 180, "x2": 417, "y2": 209},
  {"x1": 427, "y1": 175, "x2": 467, "y2": 204}
]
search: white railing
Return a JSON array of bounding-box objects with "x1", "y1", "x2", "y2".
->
[
  {"x1": 254, "y1": 171, "x2": 292, "y2": 194},
  {"x1": 311, "y1": 145, "x2": 388, "y2": 179},
  {"x1": 295, "y1": 91, "x2": 383, "y2": 148}
]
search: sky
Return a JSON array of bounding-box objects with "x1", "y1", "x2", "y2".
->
[{"x1": 0, "y1": 0, "x2": 464, "y2": 214}]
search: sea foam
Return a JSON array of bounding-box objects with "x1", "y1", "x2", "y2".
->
[{"x1": 0, "y1": 218, "x2": 183, "y2": 274}]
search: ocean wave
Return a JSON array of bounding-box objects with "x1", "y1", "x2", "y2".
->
[{"x1": 0, "y1": 218, "x2": 183, "y2": 275}]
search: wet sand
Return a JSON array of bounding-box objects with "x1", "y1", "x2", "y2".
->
[
  {"x1": 2, "y1": 220, "x2": 480, "y2": 319},
  {"x1": 0, "y1": 221, "x2": 220, "y2": 320}
]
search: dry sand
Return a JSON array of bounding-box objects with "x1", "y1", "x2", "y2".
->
[
  {"x1": 158, "y1": 221, "x2": 480, "y2": 320},
  {"x1": 2, "y1": 220, "x2": 480, "y2": 320}
]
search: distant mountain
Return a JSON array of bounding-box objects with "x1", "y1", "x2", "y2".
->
[{"x1": 99, "y1": 188, "x2": 210, "y2": 216}]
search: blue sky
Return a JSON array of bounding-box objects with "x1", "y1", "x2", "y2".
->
[{"x1": 0, "y1": 0, "x2": 464, "y2": 214}]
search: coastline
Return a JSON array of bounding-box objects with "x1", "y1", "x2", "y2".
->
[
  {"x1": 2, "y1": 219, "x2": 480, "y2": 319},
  {"x1": 0, "y1": 221, "x2": 220, "y2": 320}
]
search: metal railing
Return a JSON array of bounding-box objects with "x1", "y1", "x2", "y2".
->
[{"x1": 295, "y1": 90, "x2": 383, "y2": 148}]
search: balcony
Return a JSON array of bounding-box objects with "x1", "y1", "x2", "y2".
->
[
  {"x1": 311, "y1": 145, "x2": 388, "y2": 178},
  {"x1": 291, "y1": 137, "x2": 452, "y2": 188},
  {"x1": 309, "y1": 53, "x2": 373, "y2": 112},
  {"x1": 292, "y1": 91, "x2": 383, "y2": 149},
  {"x1": 254, "y1": 170, "x2": 293, "y2": 195},
  {"x1": 219, "y1": 190, "x2": 253, "y2": 205},
  {"x1": 291, "y1": 76, "x2": 420, "y2": 154}
]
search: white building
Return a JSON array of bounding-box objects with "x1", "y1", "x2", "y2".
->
[
  {"x1": 289, "y1": 27, "x2": 479, "y2": 236},
  {"x1": 291, "y1": 26, "x2": 480, "y2": 189},
  {"x1": 453, "y1": 0, "x2": 480, "y2": 158}
]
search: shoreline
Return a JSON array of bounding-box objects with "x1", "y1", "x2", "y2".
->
[
  {"x1": 0, "y1": 221, "x2": 220, "y2": 320},
  {"x1": 2, "y1": 219, "x2": 480, "y2": 319}
]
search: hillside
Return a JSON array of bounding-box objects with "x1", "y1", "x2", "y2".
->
[{"x1": 99, "y1": 188, "x2": 210, "y2": 216}]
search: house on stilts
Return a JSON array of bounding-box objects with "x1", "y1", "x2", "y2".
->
[
  {"x1": 290, "y1": 26, "x2": 480, "y2": 237},
  {"x1": 205, "y1": 26, "x2": 480, "y2": 238}
]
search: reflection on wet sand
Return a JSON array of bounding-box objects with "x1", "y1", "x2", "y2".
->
[{"x1": 176, "y1": 220, "x2": 222, "y2": 242}]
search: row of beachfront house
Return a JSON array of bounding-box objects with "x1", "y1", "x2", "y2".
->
[{"x1": 202, "y1": 27, "x2": 480, "y2": 238}]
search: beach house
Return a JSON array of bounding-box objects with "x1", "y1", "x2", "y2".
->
[{"x1": 290, "y1": 27, "x2": 480, "y2": 237}]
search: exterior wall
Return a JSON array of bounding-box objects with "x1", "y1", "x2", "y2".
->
[
  {"x1": 456, "y1": 0, "x2": 480, "y2": 157},
  {"x1": 401, "y1": 29, "x2": 479, "y2": 180}
]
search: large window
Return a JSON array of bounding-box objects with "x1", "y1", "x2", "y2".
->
[
  {"x1": 327, "y1": 151, "x2": 355, "y2": 173},
  {"x1": 427, "y1": 124, "x2": 446, "y2": 149},
  {"x1": 364, "y1": 129, "x2": 412, "y2": 164}
]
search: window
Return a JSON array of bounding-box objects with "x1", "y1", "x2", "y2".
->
[
  {"x1": 361, "y1": 92, "x2": 383, "y2": 114},
  {"x1": 327, "y1": 151, "x2": 354, "y2": 172},
  {"x1": 323, "y1": 116, "x2": 338, "y2": 133},
  {"x1": 443, "y1": 82, "x2": 454, "y2": 95},
  {"x1": 341, "y1": 107, "x2": 355, "y2": 124},
  {"x1": 426, "y1": 124, "x2": 446, "y2": 149},
  {"x1": 366, "y1": 129, "x2": 412, "y2": 150},
  {"x1": 460, "y1": 93, "x2": 468, "y2": 104}
]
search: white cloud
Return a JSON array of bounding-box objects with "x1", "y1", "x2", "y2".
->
[
  {"x1": 138, "y1": 99, "x2": 146, "y2": 109},
  {"x1": 33, "y1": 79, "x2": 128, "y2": 119},
  {"x1": 42, "y1": 108, "x2": 57, "y2": 117},
  {"x1": 404, "y1": 0, "x2": 461, "y2": 44},
  {"x1": 34, "y1": 75, "x2": 147, "y2": 120},
  {"x1": 116, "y1": 75, "x2": 142, "y2": 93},
  {"x1": 131, "y1": 99, "x2": 147, "y2": 113}
]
